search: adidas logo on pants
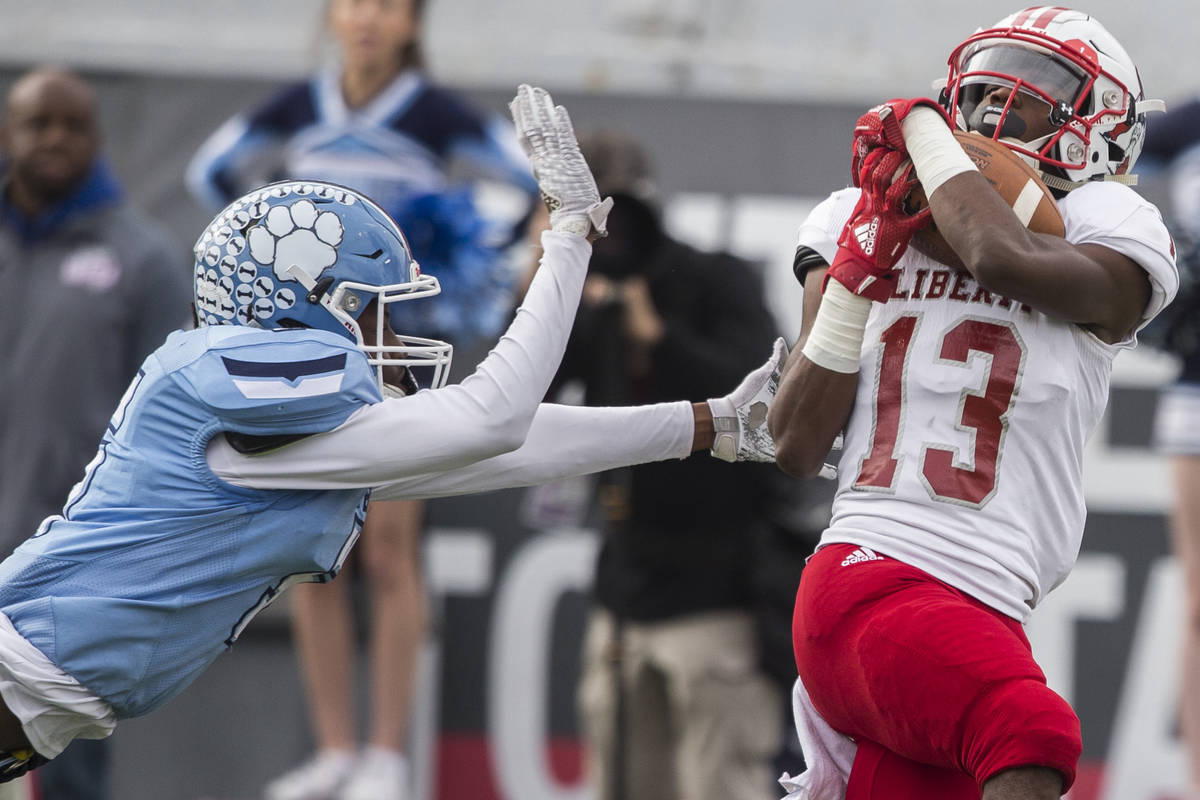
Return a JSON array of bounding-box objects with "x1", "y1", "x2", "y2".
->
[{"x1": 840, "y1": 546, "x2": 884, "y2": 567}]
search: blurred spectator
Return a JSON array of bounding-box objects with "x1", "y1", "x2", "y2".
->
[
  {"x1": 0, "y1": 67, "x2": 189, "y2": 800},
  {"x1": 185, "y1": 2, "x2": 537, "y2": 799},
  {"x1": 1144, "y1": 97, "x2": 1200, "y2": 800},
  {"x1": 522, "y1": 130, "x2": 790, "y2": 800}
]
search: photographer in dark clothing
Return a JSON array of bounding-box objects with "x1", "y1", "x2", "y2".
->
[{"x1": 532, "y1": 131, "x2": 791, "y2": 800}]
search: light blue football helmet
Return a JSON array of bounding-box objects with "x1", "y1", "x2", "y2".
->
[{"x1": 193, "y1": 180, "x2": 453, "y2": 391}]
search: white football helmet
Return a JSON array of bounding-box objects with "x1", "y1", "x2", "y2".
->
[
  {"x1": 193, "y1": 180, "x2": 453, "y2": 393},
  {"x1": 941, "y1": 7, "x2": 1165, "y2": 189}
]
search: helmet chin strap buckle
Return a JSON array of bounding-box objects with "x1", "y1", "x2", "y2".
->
[
  {"x1": 288, "y1": 264, "x2": 348, "y2": 314},
  {"x1": 304, "y1": 275, "x2": 335, "y2": 305},
  {"x1": 1137, "y1": 98, "x2": 1167, "y2": 115}
]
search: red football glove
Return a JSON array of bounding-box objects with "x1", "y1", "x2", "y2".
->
[
  {"x1": 851, "y1": 98, "x2": 951, "y2": 187},
  {"x1": 825, "y1": 148, "x2": 932, "y2": 302}
]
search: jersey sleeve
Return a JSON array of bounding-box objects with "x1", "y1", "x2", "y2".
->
[
  {"x1": 1059, "y1": 181, "x2": 1180, "y2": 336},
  {"x1": 208, "y1": 400, "x2": 695, "y2": 499},
  {"x1": 371, "y1": 401, "x2": 695, "y2": 500},
  {"x1": 796, "y1": 188, "x2": 860, "y2": 264},
  {"x1": 177, "y1": 328, "x2": 379, "y2": 437}
]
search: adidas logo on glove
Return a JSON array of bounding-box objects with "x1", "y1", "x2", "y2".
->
[
  {"x1": 853, "y1": 219, "x2": 878, "y2": 257},
  {"x1": 841, "y1": 546, "x2": 884, "y2": 567}
]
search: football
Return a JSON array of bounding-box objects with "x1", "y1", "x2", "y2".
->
[{"x1": 905, "y1": 131, "x2": 1065, "y2": 269}]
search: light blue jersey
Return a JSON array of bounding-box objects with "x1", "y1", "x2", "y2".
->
[{"x1": 0, "y1": 326, "x2": 380, "y2": 719}]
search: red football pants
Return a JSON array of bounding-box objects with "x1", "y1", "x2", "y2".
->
[{"x1": 792, "y1": 544, "x2": 1081, "y2": 798}]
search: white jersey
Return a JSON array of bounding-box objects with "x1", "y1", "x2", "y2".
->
[{"x1": 797, "y1": 181, "x2": 1177, "y2": 621}]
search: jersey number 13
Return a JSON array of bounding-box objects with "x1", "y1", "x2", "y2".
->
[{"x1": 855, "y1": 314, "x2": 1025, "y2": 508}]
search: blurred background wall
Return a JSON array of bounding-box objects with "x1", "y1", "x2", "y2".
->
[{"x1": 0, "y1": 2, "x2": 1192, "y2": 799}]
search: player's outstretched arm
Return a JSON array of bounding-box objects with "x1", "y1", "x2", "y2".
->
[
  {"x1": 369, "y1": 341, "x2": 791, "y2": 500},
  {"x1": 510, "y1": 84, "x2": 612, "y2": 240},
  {"x1": 213, "y1": 340, "x2": 796, "y2": 497}
]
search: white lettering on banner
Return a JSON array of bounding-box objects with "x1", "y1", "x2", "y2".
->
[
  {"x1": 414, "y1": 529, "x2": 496, "y2": 800},
  {"x1": 1082, "y1": 346, "x2": 1177, "y2": 514},
  {"x1": 1026, "y1": 554, "x2": 1126, "y2": 705},
  {"x1": 488, "y1": 530, "x2": 598, "y2": 800},
  {"x1": 1081, "y1": 393, "x2": 1172, "y2": 515},
  {"x1": 1100, "y1": 558, "x2": 1186, "y2": 800}
]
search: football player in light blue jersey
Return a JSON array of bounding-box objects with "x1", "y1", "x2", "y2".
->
[{"x1": 0, "y1": 86, "x2": 786, "y2": 782}]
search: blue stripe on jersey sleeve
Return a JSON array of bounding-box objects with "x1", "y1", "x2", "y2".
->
[
  {"x1": 221, "y1": 353, "x2": 347, "y2": 381},
  {"x1": 167, "y1": 328, "x2": 380, "y2": 436}
]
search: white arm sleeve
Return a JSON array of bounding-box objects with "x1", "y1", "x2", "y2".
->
[
  {"x1": 207, "y1": 230, "x2": 592, "y2": 485},
  {"x1": 372, "y1": 401, "x2": 695, "y2": 500},
  {"x1": 208, "y1": 400, "x2": 695, "y2": 496}
]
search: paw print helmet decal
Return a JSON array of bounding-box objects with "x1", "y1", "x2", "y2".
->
[{"x1": 194, "y1": 180, "x2": 453, "y2": 391}]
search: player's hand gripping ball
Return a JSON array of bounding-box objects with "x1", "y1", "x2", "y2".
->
[
  {"x1": 851, "y1": 98, "x2": 950, "y2": 187},
  {"x1": 904, "y1": 131, "x2": 1065, "y2": 268},
  {"x1": 824, "y1": 147, "x2": 931, "y2": 302}
]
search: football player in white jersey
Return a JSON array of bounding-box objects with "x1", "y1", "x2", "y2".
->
[
  {"x1": 0, "y1": 85, "x2": 785, "y2": 783},
  {"x1": 769, "y1": 9, "x2": 1178, "y2": 800}
]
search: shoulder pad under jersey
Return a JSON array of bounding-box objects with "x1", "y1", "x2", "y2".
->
[{"x1": 164, "y1": 327, "x2": 381, "y2": 437}]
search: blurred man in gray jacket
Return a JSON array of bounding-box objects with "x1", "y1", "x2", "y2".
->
[{"x1": 0, "y1": 66, "x2": 190, "y2": 800}]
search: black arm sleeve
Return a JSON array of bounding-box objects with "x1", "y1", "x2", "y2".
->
[{"x1": 793, "y1": 244, "x2": 829, "y2": 288}]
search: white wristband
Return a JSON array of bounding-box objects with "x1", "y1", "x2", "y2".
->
[
  {"x1": 801, "y1": 281, "x2": 872, "y2": 373},
  {"x1": 902, "y1": 107, "x2": 977, "y2": 198}
]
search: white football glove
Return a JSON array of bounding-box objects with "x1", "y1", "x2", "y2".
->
[
  {"x1": 708, "y1": 338, "x2": 787, "y2": 463},
  {"x1": 509, "y1": 84, "x2": 613, "y2": 238},
  {"x1": 707, "y1": 339, "x2": 839, "y2": 478}
]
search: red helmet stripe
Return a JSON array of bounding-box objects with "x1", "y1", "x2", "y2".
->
[
  {"x1": 1030, "y1": 6, "x2": 1070, "y2": 29},
  {"x1": 1011, "y1": 7, "x2": 1041, "y2": 26}
]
